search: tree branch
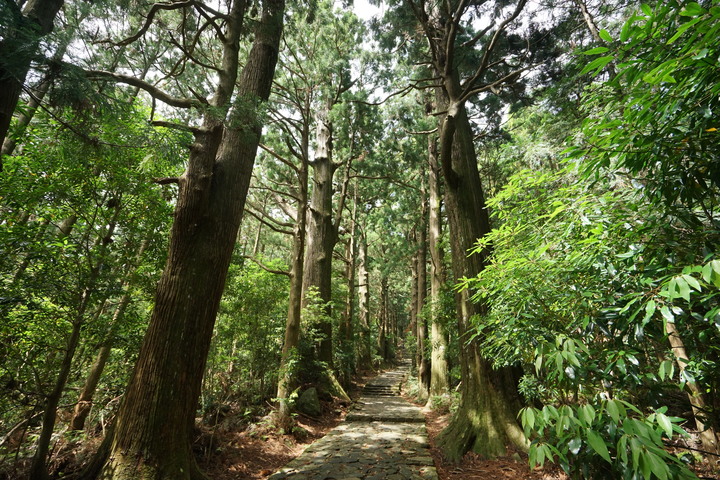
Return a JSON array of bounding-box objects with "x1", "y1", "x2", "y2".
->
[
  {"x1": 241, "y1": 255, "x2": 290, "y2": 277},
  {"x1": 112, "y1": 0, "x2": 197, "y2": 47},
  {"x1": 460, "y1": 0, "x2": 528, "y2": 99},
  {"x1": 86, "y1": 70, "x2": 203, "y2": 109}
]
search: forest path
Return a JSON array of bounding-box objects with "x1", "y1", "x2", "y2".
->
[{"x1": 267, "y1": 360, "x2": 438, "y2": 480}]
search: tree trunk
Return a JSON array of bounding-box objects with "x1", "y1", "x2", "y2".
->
[
  {"x1": 665, "y1": 320, "x2": 719, "y2": 454},
  {"x1": 427, "y1": 134, "x2": 449, "y2": 398},
  {"x1": 435, "y1": 84, "x2": 526, "y2": 460},
  {"x1": 275, "y1": 149, "x2": 309, "y2": 430},
  {"x1": 0, "y1": 0, "x2": 64, "y2": 168},
  {"x1": 302, "y1": 113, "x2": 337, "y2": 368},
  {"x1": 86, "y1": 2, "x2": 285, "y2": 479},
  {"x1": 410, "y1": 237, "x2": 419, "y2": 369},
  {"x1": 416, "y1": 194, "x2": 430, "y2": 400},
  {"x1": 340, "y1": 198, "x2": 357, "y2": 386},
  {"x1": 378, "y1": 275, "x2": 391, "y2": 362},
  {"x1": 357, "y1": 231, "x2": 372, "y2": 366}
]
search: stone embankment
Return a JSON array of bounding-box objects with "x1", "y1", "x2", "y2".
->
[{"x1": 268, "y1": 362, "x2": 438, "y2": 480}]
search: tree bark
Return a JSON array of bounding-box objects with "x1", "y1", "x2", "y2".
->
[
  {"x1": 0, "y1": 0, "x2": 64, "y2": 168},
  {"x1": 409, "y1": 0, "x2": 530, "y2": 459},
  {"x1": 340, "y1": 196, "x2": 357, "y2": 386},
  {"x1": 427, "y1": 134, "x2": 449, "y2": 398},
  {"x1": 665, "y1": 320, "x2": 719, "y2": 454},
  {"x1": 357, "y1": 231, "x2": 372, "y2": 366},
  {"x1": 302, "y1": 113, "x2": 337, "y2": 368},
  {"x1": 410, "y1": 235, "x2": 419, "y2": 369},
  {"x1": 378, "y1": 275, "x2": 391, "y2": 362},
  {"x1": 416, "y1": 193, "x2": 430, "y2": 400},
  {"x1": 435, "y1": 92, "x2": 527, "y2": 460},
  {"x1": 85, "y1": 2, "x2": 285, "y2": 479}
]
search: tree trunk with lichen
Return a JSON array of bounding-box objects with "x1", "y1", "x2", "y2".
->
[{"x1": 416, "y1": 193, "x2": 430, "y2": 401}]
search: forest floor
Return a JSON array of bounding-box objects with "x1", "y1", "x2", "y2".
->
[
  {"x1": 197, "y1": 368, "x2": 720, "y2": 480},
  {"x1": 30, "y1": 366, "x2": 717, "y2": 480},
  {"x1": 196, "y1": 366, "x2": 568, "y2": 480}
]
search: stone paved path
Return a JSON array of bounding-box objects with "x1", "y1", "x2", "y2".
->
[{"x1": 267, "y1": 362, "x2": 438, "y2": 480}]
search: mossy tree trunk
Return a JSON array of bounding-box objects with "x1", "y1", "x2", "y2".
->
[
  {"x1": 416, "y1": 189, "x2": 430, "y2": 400},
  {"x1": 357, "y1": 231, "x2": 372, "y2": 366}
]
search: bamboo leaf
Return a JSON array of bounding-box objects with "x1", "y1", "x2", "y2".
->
[{"x1": 586, "y1": 430, "x2": 612, "y2": 462}]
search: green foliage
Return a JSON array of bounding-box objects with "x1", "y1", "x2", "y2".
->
[
  {"x1": 466, "y1": 160, "x2": 716, "y2": 477},
  {"x1": 571, "y1": 0, "x2": 720, "y2": 214},
  {"x1": 523, "y1": 401, "x2": 694, "y2": 479},
  {"x1": 206, "y1": 259, "x2": 289, "y2": 408}
]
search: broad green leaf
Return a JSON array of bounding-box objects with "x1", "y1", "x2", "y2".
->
[
  {"x1": 606, "y1": 399, "x2": 620, "y2": 423},
  {"x1": 711, "y1": 259, "x2": 720, "y2": 275},
  {"x1": 702, "y1": 262, "x2": 713, "y2": 282},
  {"x1": 640, "y1": 3, "x2": 652, "y2": 16},
  {"x1": 580, "y1": 55, "x2": 614, "y2": 76},
  {"x1": 656, "y1": 412, "x2": 673, "y2": 437},
  {"x1": 646, "y1": 451, "x2": 670, "y2": 480},
  {"x1": 583, "y1": 46, "x2": 610, "y2": 55},
  {"x1": 660, "y1": 305, "x2": 674, "y2": 322},
  {"x1": 523, "y1": 407, "x2": 536, "y2": 432},
  {"x1": 580, "y1": 404, "x2": 596, "y2": 425},
  {"x1": 586, "y1": 430, "x2": 612, "y2": 462},
  {"x1": 599, "y1": 29, "x2": 613, "y2": 42},
  {"x1": 643, "y1": 300, "x2": 656, "y2": 324},
  {"x1": 675, "y1": 276, "x2": 691, "y2": 301},
  {"x1": 667, "y1": 16, "x2": 702, "y2": 43},
  {"x1": 680, "y1": 2, "x2": 705, "y2": 16},
  {"x1": 617, "y1": 435, "x2": 629, "y2": 464},
  {"x1": 658, "y1": 359, "x2": 675, "y2": 381},
  {"x1": 682, "y1": 274, "x2": 701, "y2": 292}
]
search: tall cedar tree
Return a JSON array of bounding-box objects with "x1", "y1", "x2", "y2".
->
[
  {"x1": 406, "y1": 0, "x2": 532, "y2": 459},
  {"x1": 81, "y1": 1, "x2": 286, "y2": 478}
]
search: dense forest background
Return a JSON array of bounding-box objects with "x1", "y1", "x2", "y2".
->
[{"x1": 1, "y1": 0, "x2": 719, "y2": 478}]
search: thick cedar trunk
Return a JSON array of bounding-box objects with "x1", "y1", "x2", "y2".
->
[
  {"x1": 410, "y1": 241, "x2": 419, "y2": 369},
  {"x1": 340, "y1": 202, "x2": 357, "y2": 385},
  {"x1": 416, "y1": 196, "x2": 430, "y2": 399},
  {"x1": 378, "y1": 275, "x2": 391, "y2": 362},
  {"x1": 0, "y1": 0, "x2": 64, "y2": 168},
  {"x1": 427, "y1": 134, "x2": 449, "y2": 398},
  {"x1": 357, "y1": 232, "x2": 372, "y2": 365},
  {"x1": 435, "y1": 83, "x2": 526, "y2": 460},
  {"x1": 87, "y1": 2, "x2": 285, "y2": 479},
  {"x1": 302, "y1": 115, "x2": 337, "y2": 367}
]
